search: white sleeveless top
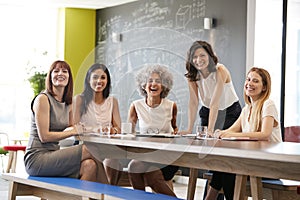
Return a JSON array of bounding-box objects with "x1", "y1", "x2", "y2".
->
[
  {"x1": 196, "y1": 67, "x2": 239, "y2": 110},
  {"x1": 80, "y1": 96, "x2": 113, "y2": 127},
  {"x1": 133, "y1": 98, "x2": 174, "y2": 134}
]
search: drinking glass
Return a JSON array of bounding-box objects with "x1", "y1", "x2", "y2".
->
[
  {"x1": 196, "y1": 125, "x2": 208, "y2": 139},
  {"x1": 121, "y1": 122, "x2": 132, "y2": 134},
  {"x1": 99, "y1": 123, "x2": 111, "y2": 135}
]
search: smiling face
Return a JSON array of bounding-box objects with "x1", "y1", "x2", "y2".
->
[
  {"x1": 192, "y1": 47, "x2": 210, "y2": 72},
  {"x1": 51, "y1": 65, "x2": 69, "y2": 87},
  {"x1": 145, "y1": 72, "x2": 163, "y2": 98},
  {"x1": 89, "y1": 68, "x2": 108, "y2": 93},
  {"x1": 245, "y1": 71, "x2": 266, "y2": 102}
]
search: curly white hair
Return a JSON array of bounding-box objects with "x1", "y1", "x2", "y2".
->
[{"x1": 135, "y1": 64, "x2": 173, "y2": 98}]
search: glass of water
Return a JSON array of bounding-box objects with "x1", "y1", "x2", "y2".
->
[
  {"x1": 99, "y1": 123, "x2": 111, "y2": 135},
  {"x1": 196, "y1": 125, "x2": 208, "y2": 139}
]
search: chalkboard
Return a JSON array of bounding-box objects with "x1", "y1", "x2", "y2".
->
[{"x1": 82, "y1": 0, "x2": 247, "y2": 131}]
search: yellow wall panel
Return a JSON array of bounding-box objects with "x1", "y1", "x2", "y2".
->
[{"x1": 64, "y1": 8, "x2": 95, "y2": 95}]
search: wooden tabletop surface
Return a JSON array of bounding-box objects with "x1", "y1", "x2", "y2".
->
[{"x1": 81, "y1": 134, "x2": 300, "y2": 181}]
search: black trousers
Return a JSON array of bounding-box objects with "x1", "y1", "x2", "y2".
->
[
  {"x1": 200, "y1": 101, "x2": 242, "y2": 200},
  {"x1": 199, "y1": 101, "x2": 242, "y2": 130}
]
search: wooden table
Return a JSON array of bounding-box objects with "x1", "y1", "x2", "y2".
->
[{"x1": 81, "y1": 134, "x2": 300, "y2": 200}]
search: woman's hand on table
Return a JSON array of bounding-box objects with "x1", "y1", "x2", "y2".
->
[
  {"x1": 177, "y1": 130, "x2": 192, "y2": 135},
  {"x1": 111, "y1": 127, "x2": 121, "y2": 135},
  {"x1": 172, "y1": 127, "x2": 179, "y2": 135},
  {"x1": 72, "y1": 123, "x2": 87, "y2": 136},
  {"x1": 217, "y1": 130, "x2": 232, "y2": 139}
]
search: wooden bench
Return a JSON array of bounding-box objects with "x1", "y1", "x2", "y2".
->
[
  {"x1": 261, "y1": 179, "x2": 300, "y2": 200},
  {"x1": 203, "y1": 172, "x2": 300, "y2": 200},
  {"x1": 261, "y1": 126, "x2": 300, "y2": 200},
  {"x1": 1, "y1": 173, "x2": 183, "y2": 200}
]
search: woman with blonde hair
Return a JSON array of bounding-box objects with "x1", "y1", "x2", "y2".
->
[
  {"x1": 206, "y1": 67, "x2": 282, "y2": 200},
  {"x1": 218, "y1": 67, "x2": 282, "y2": 141}
]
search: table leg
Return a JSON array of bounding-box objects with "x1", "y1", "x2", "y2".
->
[
  {"x1": 249, "y1": 176, "x2": 263, "y2": 200},
  {"x1": 187, "y1": 168, "x2": 198, "y2": 200},
  {"x1": 233, "y1": 174, "x2": 247, "y2": 200}
]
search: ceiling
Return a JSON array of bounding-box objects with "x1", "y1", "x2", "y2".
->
[
  {"x1": 0, "y1": 0, "x2": 138, "y2": 9},
  {"x1": 2, "y1": 0, "x2": 300, "y2": 9}
]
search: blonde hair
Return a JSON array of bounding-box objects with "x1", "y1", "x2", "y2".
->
[{"x1": 244, "y1": 67, "x2": 271, "y2": 131}]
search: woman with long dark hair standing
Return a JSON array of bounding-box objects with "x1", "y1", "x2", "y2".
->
[{"x1": 182, "y1": 41, "x2": 242, "y2": 200}]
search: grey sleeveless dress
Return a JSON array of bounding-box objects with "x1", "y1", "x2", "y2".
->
[{"x1": 24, "y1": 92, "x2": 82, "y2": 177}]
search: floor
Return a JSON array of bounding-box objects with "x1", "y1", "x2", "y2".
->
[{"x1": 0, "y1": 153, "x2": 206, "y2": 200}]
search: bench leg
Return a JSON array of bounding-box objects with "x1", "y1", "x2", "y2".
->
[
  {"x1": 8, "y1": 181, "x2": 18, "y2": 200},
  {"x1": 271, "y1": 190, "x2": 279, "y2": 200},
  {"x1": 8, "y1": 181, "x2": 34, "y2": 200},
  {"x1": 270, "y1": 189, "x2": 300, "y2": 200}
]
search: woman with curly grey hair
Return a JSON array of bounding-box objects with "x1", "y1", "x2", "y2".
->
[
  {"x1": 135, "y1": 65, "x2": 174, "y2": 99},
  {"x1": 127, "y1": 64, "x2": 179, "y2": 197}
]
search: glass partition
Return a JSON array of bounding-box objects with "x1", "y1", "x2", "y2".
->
[
  {"x1": 254, "y1": 0, "x2": 300, "y2": 133},
  {"x1": 0, "y1": 6, "x2": 59, "y2": 135},
  {"x1": 285, "y1": 0, "x2": 300, "y2": 126}
]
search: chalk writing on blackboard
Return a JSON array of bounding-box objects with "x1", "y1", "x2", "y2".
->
[
  {"x1": 176, "y1": 5, "x2": 191, "y2": 29},
  {"x1": 94, "y1": 0, "x2": 245, "y2": 130}
]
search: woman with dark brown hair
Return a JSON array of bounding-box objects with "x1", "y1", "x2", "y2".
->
[
  {"x1": 73, "y1": 63, "x2": 122, "y2": 185},
  {"x1": 182, "y1": 41, "x2": 242, "y2": 200}
]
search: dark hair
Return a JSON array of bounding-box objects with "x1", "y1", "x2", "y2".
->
[
  {"x1": 80, "y1": 63, "x2": 111, "y2": 116},
  {"x1": 184, "y1": 40, "x2": 218, "y2": 81},
  {"x1": 45, "y1": 60, "x2": 73, "y2": 105}
]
